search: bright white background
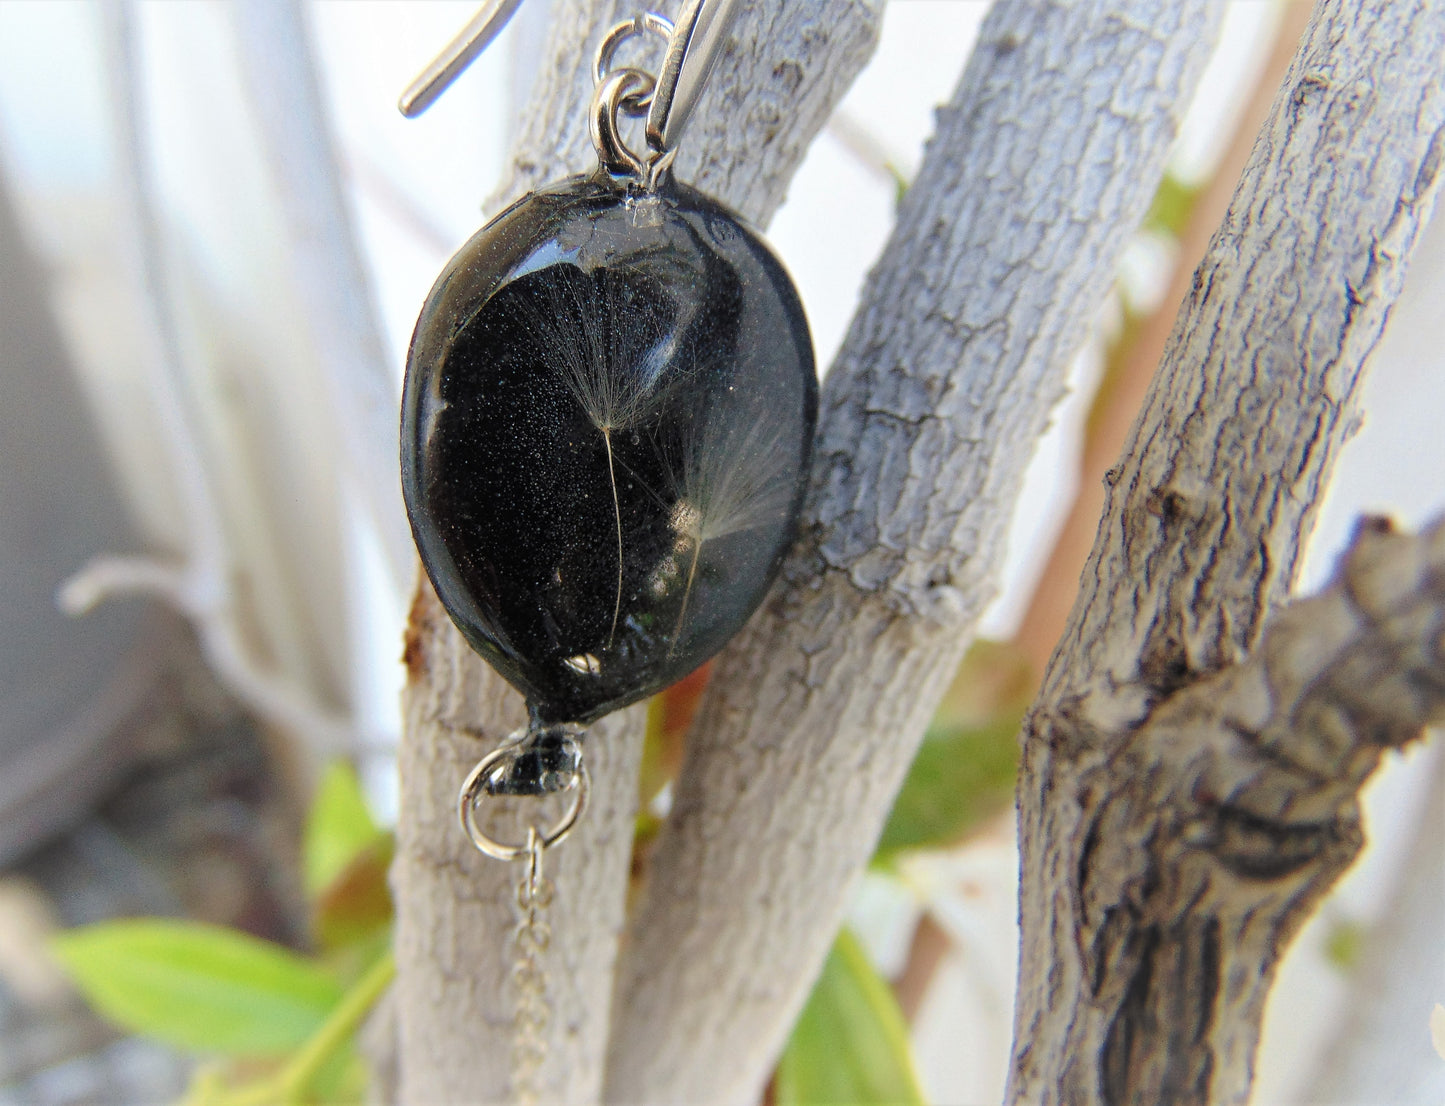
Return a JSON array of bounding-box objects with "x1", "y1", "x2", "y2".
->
[{"x1": 0, "y1": 2, "x2": 1441, "y2": 1102}]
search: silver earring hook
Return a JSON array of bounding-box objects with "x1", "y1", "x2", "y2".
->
[
  {"x1": 645, "y1": 0, "x2": 741, "y2": 153},
  {"x1": 398, "y1": 0, "x2": 526, "y2": 118},
  {"x1": 399, "y1": 0, "x2": 742, "y2": 158}
]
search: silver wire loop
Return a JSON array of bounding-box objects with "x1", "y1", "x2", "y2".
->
[
  {"x1": 459, "y1": 744, "x2": 590, "y2": 862},
  {"x1": 591, "y1": 69, "x2": 658, "y2": 183},
  {"x1": 593, "y1": 12, "x2": 674, "y2": 113},
  {"x1": 518, "y1": 830, "x2": 551, "y2": 911},
  {"x1": 398, "y1": 0, "x2": 525, "y2": 117}
]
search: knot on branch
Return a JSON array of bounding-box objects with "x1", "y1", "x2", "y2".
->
[
  {"x1": 1052, "y1": 516, "x2": 1445, "y2": 1105},
  {"x1": 1076, "y1": 514, "x2": 1445, "y2": 896}
]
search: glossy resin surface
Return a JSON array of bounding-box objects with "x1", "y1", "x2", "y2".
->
[{"x1": 402, "y1": 175, "x2": 816, "y2": 724}]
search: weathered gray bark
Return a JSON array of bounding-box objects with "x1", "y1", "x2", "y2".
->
[
  {"x1": 1008, "y1": 1, "x2": 1445, "y2": 1102},
  {"x1": 392, "y1": 4, "x2": 882, "y2": 1104},
  {"x1": 396, "y1": 594, "x2": 645, "y2": 1106},
  {"x1": 605, "y1": 4, "x2": 1220, "y2": 1104}
]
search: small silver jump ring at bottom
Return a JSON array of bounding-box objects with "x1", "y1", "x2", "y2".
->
[{"x1": 459, "y1": 746, "x2": 590, "y2": 862}]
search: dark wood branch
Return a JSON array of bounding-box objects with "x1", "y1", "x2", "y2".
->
[
  {"x1": 1010, "y1": 0, "x2": 1445, "y2": 1101},
  {"x1": 1022, "y1": 516, "x2": 1445, "y2": 1104}
]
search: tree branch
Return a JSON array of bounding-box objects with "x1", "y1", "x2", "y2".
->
[
  {"x1": 1009, "y1": 0, "x2": 1445, "y2": 1101},
  {"x1": 606, "y1": 5, "x2": 1221, "y2": 1104},
  {"x1": 231, "y1": 0, "x2": 415, "y2": 591},
  {"x1": 1020, "y1": 516, "x2": 1445, "y2": 1104},
  {"x1": 392, "y1": 4, "x2": 882, "y2": 1103}
]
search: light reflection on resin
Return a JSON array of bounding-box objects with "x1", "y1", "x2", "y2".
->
[{"x1": 401, "y1": 174, "x2": 816, "y2": 727}]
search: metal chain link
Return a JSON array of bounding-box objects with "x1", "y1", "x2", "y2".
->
[
  {"x1": 458, "y1": 733, "x2": 586, "y2": 1104},
  {"x1": 510, "y1": 828, "x2": 555, "y2": 1106}
]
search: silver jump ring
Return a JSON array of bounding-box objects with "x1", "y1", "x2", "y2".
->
[
  {"x1": 591, "y1": 69, "x2": 659, "y2": 182},
  {"x1": 594, "y1": 12, "x2": 674, "y2": 113},
  {"x1": 459, "y1": 745, "x2": 590, "y2": 862}
]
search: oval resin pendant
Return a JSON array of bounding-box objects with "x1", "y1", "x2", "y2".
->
[{"x1": 402, "y1": 174, "x2": 816, "y2": 727}]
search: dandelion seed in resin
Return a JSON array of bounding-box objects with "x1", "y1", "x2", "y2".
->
[
  {"x1": 661, "y1": 402, "x2": 797, "y2": 654},
  {"x1": 402, "y1": 174, "x2": 816, "y2": 725},
  {"x1": 512, "y1": 267, "x2": 693, "y2": 650}
]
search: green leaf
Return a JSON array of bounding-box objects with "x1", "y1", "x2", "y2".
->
[
  {"x1": 890, "y1": 166, "x2": 909, "y2": 209},
  {"x1": 776, "y1": 928, "x2": 924, "y2": 1106},
  {"x1": 1142, "y1": 171, "x2": 1199, "y2": 238},
  {"x1": 872, "y1": 640, "x2": 1028, "y2": 866},
  {"x1": 874, "y1": 713, "x2": 1020, "y2": 865},
  {"x1": 51, "y1": 920, "x2": 344, "y2": 1055},
  {"x1": 304, "y1": 761, "x2": 383, "y2": 899},
  {"x1": 307, "y1": 1038, "x2": 368, "y2": 1105},
  {"x1": 1323, "y1": 918, "x2": 1367, "y2": 972}
]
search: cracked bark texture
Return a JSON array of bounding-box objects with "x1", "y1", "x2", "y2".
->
[
  {"x1": 392, "y1": 4, "x2": 882, "y2": 1104},
  {"x1": 605, "y1": 5, "x2": 1220, "y2": 1104},
  {"x1": 1008, "y1": 1, "x2": 1445, "y2": 1103}
]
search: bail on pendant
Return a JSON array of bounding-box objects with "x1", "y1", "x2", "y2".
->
[
  {"x1": 590, "y1": 68, "x2": 669, "y2": 186},
  {"x1": 588, "y1": 12, "x2": 677, "y2": 190}
]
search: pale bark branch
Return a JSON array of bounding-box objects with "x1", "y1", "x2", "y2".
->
[
  {"x1": 392, "y1": 4, "x2": 882, "y2": 1104},
  {"x1": 606, "y1": 5, "x2": 1221, "y2": 1104},
  {"x1": 231, "y1": 0, "x2": 415, "y2": 590},
  {"x1": 1012, "y1": 0, "x2": 1316, "y2": 679},
  {"x1": 1009, "y1": 1, "x2": 1445, "y2": 1102}
]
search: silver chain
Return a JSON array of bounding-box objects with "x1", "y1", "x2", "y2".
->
[
  {"x1": 458, "y1": 735, "x2": 588, "y2": 1104},
  {"x1": 511, "y1": 828, "x2": 554, "y2": 1106}
]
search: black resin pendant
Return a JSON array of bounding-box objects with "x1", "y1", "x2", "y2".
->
[{"x1": 401, "y1": 173, "x2": 816, "y2": 730}]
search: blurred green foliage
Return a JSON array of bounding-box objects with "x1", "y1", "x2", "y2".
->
[
  {"x1": 776, "y1": 927, "x2": 925, "y2": 1106},
  {"x1": 874, "y1": 639, "x2": 1031, "y2": 867},
  {"x1": 1142, "y1": 172, "x2": 1199, "y2": 237},
  {"x1": 51, "y1": 762, "x2": 393, "y2": 1105},
  {"x1": 51, "y1": 921, "x2": 344, "y2": 1056},
  {"x1": 303, "y1": 761, "x2": 385, "y2": 899},
  {"x1": 873, "y1": 712, "x2": 1020, "y2": 866},
  {"x1": 1323, "y1": 917, "x2": 1367, "y2": 972}
]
